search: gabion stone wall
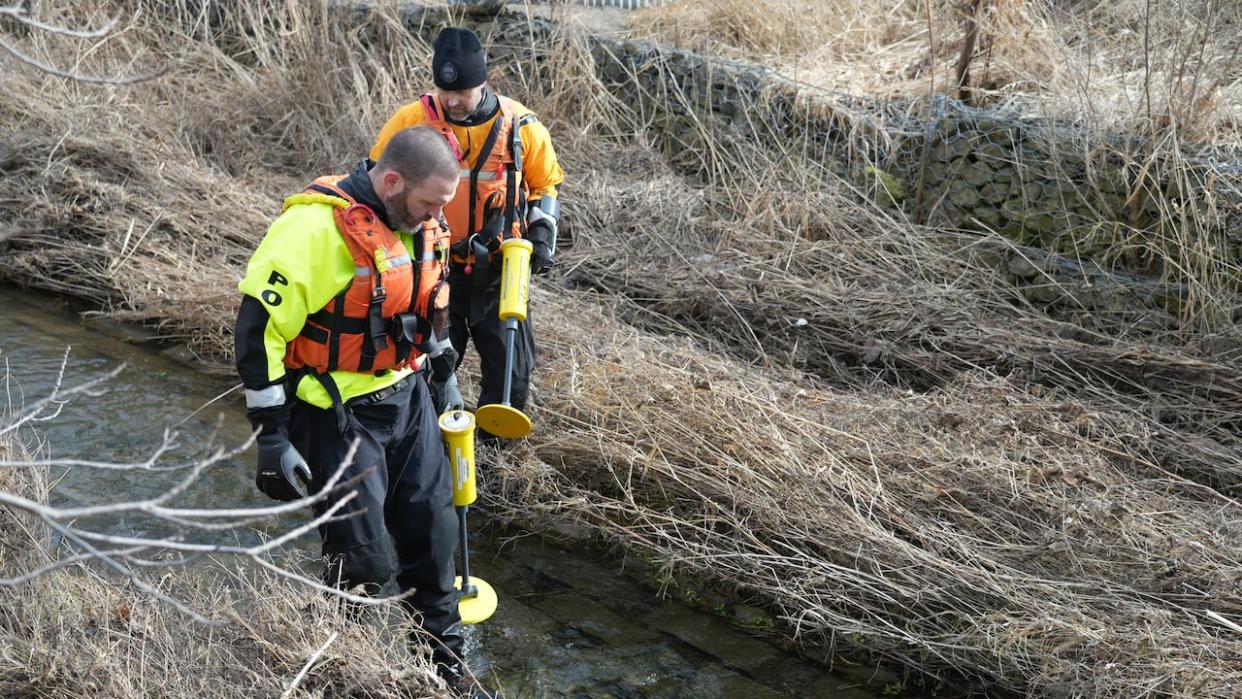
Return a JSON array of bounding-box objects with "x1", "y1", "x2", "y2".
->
[
  {"x1": 353, "y1": 2, "x2": 1242, "y2": 319},
  {"x1": 907, "y1": 104, "x2": 1242, "y2": 269}
]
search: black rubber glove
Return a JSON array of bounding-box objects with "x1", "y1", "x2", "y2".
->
[
  {"x1": 255, "y1": 432, "x2": 312, "y2": 501},
  {"x1": 430, "y1": 373, "x2": 464, "y2": 415},
  {"x1": 248, "y1": 404, "x2": 311, "y2": 501},
  {"x1": 428, "y1": 348, "x2": 464, "y2": 414},
  {"x1": 478, "y1": 192, "x2": 506, "y2": 246},
  {"x1": 525, "y1": 203, "x2": 556, "y2": 275}
]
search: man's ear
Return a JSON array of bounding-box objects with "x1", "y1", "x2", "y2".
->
[{"x1": 380, "y1": 170, "x2": 404, "y2": 196}]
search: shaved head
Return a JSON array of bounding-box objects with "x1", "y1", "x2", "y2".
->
[
  {"x1": 375, "y1": 126, "x2": 458, "y2": 185},
  {"x1": 371, "y1": 126, "x2": 458, "y2": 231}
]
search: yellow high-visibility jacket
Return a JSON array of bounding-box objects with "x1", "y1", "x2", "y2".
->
[{"x1": 237, "y1": 197, "x2": 417, "y2": 409}]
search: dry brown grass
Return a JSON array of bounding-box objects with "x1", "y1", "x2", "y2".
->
[
  {"x1": 502, "y1": 288, "x2": 1242, "y2": 695},
  {"x1": 629, "y1": 0, "x2": 1242, "y2": 143},
  {"x1": 2, "y1": 0, "x2": 1241, "y2": 696},
  {"x1": 554, "y1": 135, "x2": 1242, "y2": 491},
  {"x1": 0, "y1": 429, "x2": 447, "y2": 699}
]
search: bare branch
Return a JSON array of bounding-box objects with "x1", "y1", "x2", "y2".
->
[
  {"x1": 0, "y1": 360, "x2": 387, "y2": 622},
  {"x1": 0, "y1": 4, "x2": 167, "y2": 85},
  {"x1": 0, "y1": 4, "x2": 118, "y2": 39},
  {"x1": 0, "y1": 546, "x2": 147, "y2": 585},
  {"x1": 46, "y1": 518, "x2": 216, "y2": 623},
  {"x1": 282, "y1": 631, "x2": 338, "y2": 699},
  {"x1": 0, "y1": 349, "x2": 125, "y2": 439},
  {"x1": 169, "y1": 383, "x2": 244, "y2": 430},
  {"x1": 253, "y1": 556, "x2": 411, "y2": 608},
  {"x1": 53, "y1": 490, "x2": 358, "y2": 558}
]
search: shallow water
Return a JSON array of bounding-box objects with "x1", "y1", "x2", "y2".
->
[{"x1": 0, "y1": 286, "x2": 891, "y2": 698}]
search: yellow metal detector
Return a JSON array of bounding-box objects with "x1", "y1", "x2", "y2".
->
[
  {"x1": 439, "y1": 409, "x2": 498, "y2": 624},
  {"x1": 475, "y1": 238, "x2": 533, "y2": 439}
]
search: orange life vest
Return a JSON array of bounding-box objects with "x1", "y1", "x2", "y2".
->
[
  {"x1": 282, "y1": 177, "x2": 450, "y2": 375},
  {"x1": 419, "y1": 93, "x2": 527, "y2": 264}
]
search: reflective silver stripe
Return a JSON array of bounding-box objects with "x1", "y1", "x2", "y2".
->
[
  {"x1": 245, "y1": 384, "x2": 287, "y2": 409},
  {"x1": 355, "y1": 265, "x2": 370, "y2": 276},
  {"x1": 419, "y1": 252, "x2": 438, "y2": 262},
  {"x1": 387, "y1": 254, "x2": 412, "y2": 268},
  {"x1": 458, "y1": 169, "x2": 500, "y2": 181}
]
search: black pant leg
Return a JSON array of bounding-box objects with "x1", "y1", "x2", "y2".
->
[
  {"x1": 289, "y1": 398, "x2": 392, "y2": 593},
  {"x1": 383, "y1": 377, "x2": 463, "y2": 664}
]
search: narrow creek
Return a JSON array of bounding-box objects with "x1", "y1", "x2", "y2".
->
[{"x1": 0, "y1": 286, "x2": 896, "y2": 698}]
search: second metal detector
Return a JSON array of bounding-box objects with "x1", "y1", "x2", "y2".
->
[{"x1": 475, "y1": 238, "x2": 533, "y2": 439}]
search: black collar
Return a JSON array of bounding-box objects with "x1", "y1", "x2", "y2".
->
[
  {"x1": 445, "y1": 88, "x2": 500, "y2": 127},
  {"x1": 336, "y1": 159, "x2": 394, "y2": 230}
]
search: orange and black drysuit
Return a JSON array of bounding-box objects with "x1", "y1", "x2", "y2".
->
[
  {"x1": 371, "y1": 89, "x2": 564, "y2": 425},
  {"x1": 234, "y1": 160, "x2": 463, "y2": 663}
]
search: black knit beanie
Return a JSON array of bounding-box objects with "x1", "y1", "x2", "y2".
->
[{"x1": 432, "y1": 27, "x2": 488, "y2": 90}]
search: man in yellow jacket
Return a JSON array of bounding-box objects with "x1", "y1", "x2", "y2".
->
[
  {"x1": 371, "y1": 26, "x2": 565, "y2": 436},
  {"x1": 235, "y1": 127, "x2": 490, "y2": 696}
]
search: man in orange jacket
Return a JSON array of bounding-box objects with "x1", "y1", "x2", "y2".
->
[{"x1": 371, "y1": 26, "x2": 564, "y2": 436}]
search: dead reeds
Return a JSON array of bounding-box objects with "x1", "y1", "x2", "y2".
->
[
  {"x1": 506, "y1": 289, "x2": 1242, "y2": 695},
  {"x1": 0, "y1": 404, "x2": 446, "y2": 699},
  {"x1": 2, "y1": 0, "x2": 1241, "y2": 695},
  {"x1": 628, "y1": 0, "x2": 1242, "y2": 144}
]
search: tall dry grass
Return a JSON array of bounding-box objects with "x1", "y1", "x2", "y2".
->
[
  {"x1": 0, "y1": 411, "x2": 446, "y2": 698},
  {"x1": 1, "y1": 0, "x2": 1241, "y2": 696},
  {"x1": 504, "y1": 287, "x2": 1242, "y2": 695},
  {"x1": 629, "y1": 0, "x2": 1242, "y2": 143},
  {"x1": 626, "y1": 0, "x2": 1242, "y2": 333}
]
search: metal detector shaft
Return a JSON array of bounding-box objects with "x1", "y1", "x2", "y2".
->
[
  {"x1": 457, "y1": 505, "x2": 477, "y2": 597},
  {"x1": 500, "y1": 317, "x2": 518, "y2": 406},
  {"x1": 440, "y1": 410, "x2": 496, "y2": 623}
]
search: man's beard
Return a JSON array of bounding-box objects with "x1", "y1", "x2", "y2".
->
[{"x1": 383, "y1": 189, "x2": 428, "y2": 232}]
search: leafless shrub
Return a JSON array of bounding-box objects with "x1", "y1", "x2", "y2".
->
[
  {"x1": 0, "y1": 355, "x2": 450, "y2": 698},
  {"x1": 0, "y1": 1, "x2": 164, "y2": 83}
]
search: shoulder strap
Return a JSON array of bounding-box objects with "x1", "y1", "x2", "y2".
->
[
  {"x1": 417, "y1": 94, "x2": 465, "y2": 162},
  {"x1": 420, "y1": 93, "x2": 442, "y2": 123},
  {"x1": 307, "y1": 182, "x2": 353, "y2": 202}
]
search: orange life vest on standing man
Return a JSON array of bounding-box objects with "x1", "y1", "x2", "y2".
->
[{"x1": 418, "y1": 93, "x2": 527, "y2": 264}]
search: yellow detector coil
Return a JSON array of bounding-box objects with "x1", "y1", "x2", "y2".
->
[
  {"x1": 474, "y1": 403, "x2": 532, "y2": 440},
  {"x1": 455, "y1": 576, "x2": 498, "y2": 625}
]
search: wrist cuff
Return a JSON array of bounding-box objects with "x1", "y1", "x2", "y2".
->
[
  {"x1": 245, "y1": 383, "x2": 287, "y2": 409},
  {"x1": 246, "y1": 404, "x2": 289, "y2": 438}
]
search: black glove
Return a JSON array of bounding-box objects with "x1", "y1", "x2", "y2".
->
[
  {"x1": 478, "y1": 192, "x2": 506, "y2": 246},
  {"x1": 248, "y1": 404, "x2": 311, "y2": 501},
  {"x1": 526, "y1": 210, "x2": 556, "y2": 275},
  {"x1": 255, "y1": 433, "x2": 312, "y2": 501},
  {"x1": 428, "y1": 348, "x2": 464, "y2": 414}
]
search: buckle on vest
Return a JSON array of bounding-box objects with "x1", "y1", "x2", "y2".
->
[
  {"x1": 372, "y1": 286, "x2": 387, "y2": 303},
  {"x1": 390, "y1": 313, "x2": 421, "y2": 343}
]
